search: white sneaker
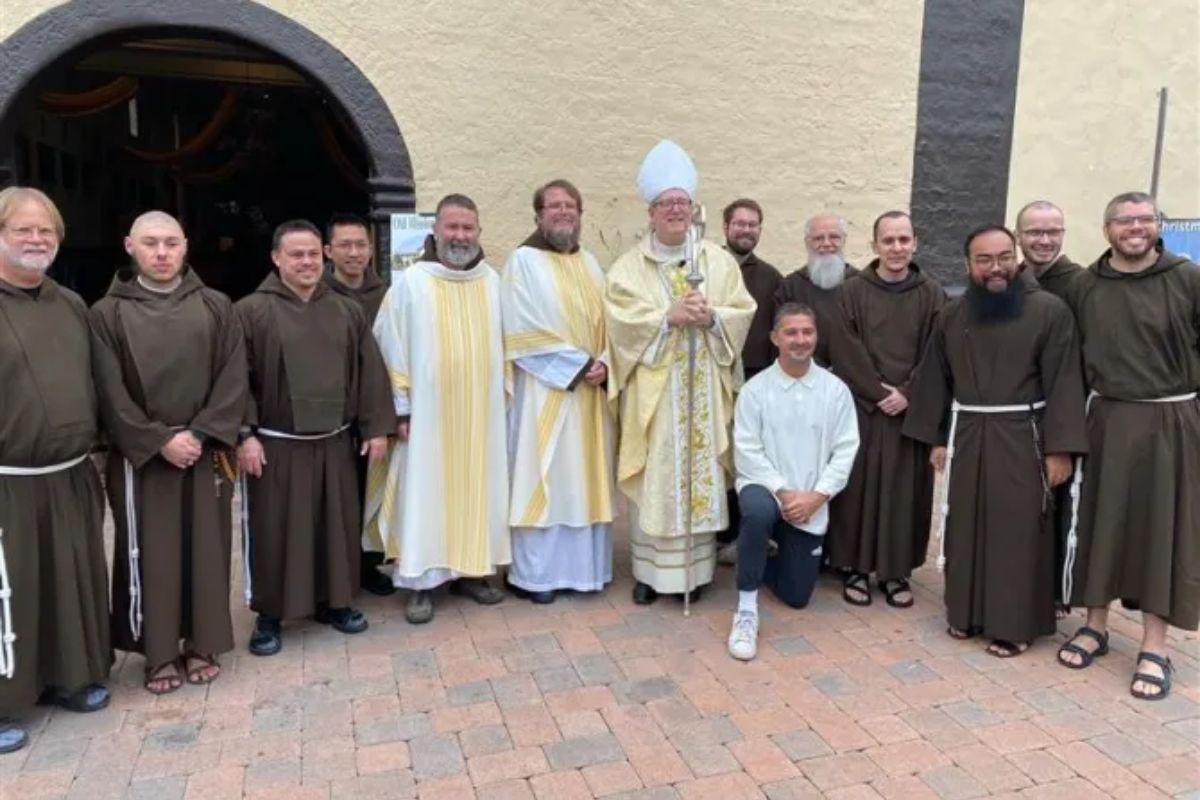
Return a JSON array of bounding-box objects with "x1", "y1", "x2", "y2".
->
[
  {"x1": 727, "y1": 610, "x2": 759, "y2": 661},
  {"x1": 717, "y1": 543, "x2": 738, "y2": 566}
]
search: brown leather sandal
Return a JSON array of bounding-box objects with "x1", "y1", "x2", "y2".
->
[
  {"x1": 183, "y1": 652, "x2": 221, "y2": 685},
  {"x1": 145, "y1": 659, "x2": 184, "y2": 695}
]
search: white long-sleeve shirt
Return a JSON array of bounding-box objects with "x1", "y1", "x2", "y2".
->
[{"x1": 733, "y1": 361, "x2": 860, "y2": 535}]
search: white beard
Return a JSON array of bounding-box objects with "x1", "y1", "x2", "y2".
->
[
  {"x1": 0, "y1": 240, "x2": 56, "y2": 274},
  {"x1": 808, "y1": 253, "x2": 846, "y2": 290}
]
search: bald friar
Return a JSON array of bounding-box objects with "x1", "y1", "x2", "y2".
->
[{"x1": 90, "y1": 211, "x2": 248, "y2": 693}]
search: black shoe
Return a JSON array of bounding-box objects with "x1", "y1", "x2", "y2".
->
[
  {"x1": 506, "y1": 581, "x2": 556, "y2": 605},
  {"x1": 361, "y1": 551, "x2": 396, "y2": 596},
  {"x1": 315, "y1": 606, "x2": 369, "y2": 634},
  {"x1": 38, "y1": 684, "x2": 110, "y2": 714},
  {"x1": 632, "y1": 581, "x2": 657, "y2": 605},
  {"x1": 0, "y1": 719, "x2": 28, "y2": 753},
  {"x1": 249, "y1": 615, "x2": 282, "y2": 656}
]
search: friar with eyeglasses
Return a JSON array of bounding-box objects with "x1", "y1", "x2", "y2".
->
[
  {"x1": 904, "y1": 224, "x2": 1087, "y2": 659},
  {"x1": 0, "y1": 187, "x2": 112, "y2": 754},
  {"x1": 604, "y1": 140, "x2": 755, "y2": 606},
  {"x1": 322, "y1": 213, "x2": 394, "y2": 598},
  {"x1": 1015, "y1": 200, "x2": 1082, "y2": 300},
  {"x1": 1054, "y1": 192, "x2": 1200, "y2": 702}
]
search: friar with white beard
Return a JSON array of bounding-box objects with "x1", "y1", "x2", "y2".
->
[
  {"x1": 0, "y1": 188, "x2": 112, "y2": 753},
  {"x1": 774, "y1": 212, "x2": 858, "y2": 368},
  {"x1": 905, "y1": 225, "x2": 1086, "y2": 657}
]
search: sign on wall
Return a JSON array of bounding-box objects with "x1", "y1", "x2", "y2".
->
[
  {"x1": 390, "y1": 212, "x2": 435, "y2": 276},
  {"x1": 1162, "y1": 219, "x2": 1200, "y2": 262}
]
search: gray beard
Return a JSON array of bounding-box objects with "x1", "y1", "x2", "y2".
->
[
  {"x1": 808, "y1": 253, "x2": 846, "y2": 290},
  {"x1": 543, "y1": 226, "x2": 580, "y2": 253},
  {"x1": 436, "y1": 239, "x2": 481, "y2": 269},
  {"x1": 0, "y1": 240, "x2": 55, "y2": 274}
]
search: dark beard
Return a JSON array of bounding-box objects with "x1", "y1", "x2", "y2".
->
[
  {"x1": 726, "y1": 237, "x2": 755, "y2": 257},
  {"x1": 966, "y1": 279, "x2": 1025, "y2": 323}
]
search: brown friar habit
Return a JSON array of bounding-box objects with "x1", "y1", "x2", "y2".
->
[
  {"x1": 1062, "y1": 246, "x2": 1200, "y2": 629},
  {"x1": 324, "y1": 268, "x2": 388, "y2": 323},
  {"x1": 827, "y1": 262, "x2": 944, "y2": 579},
  {"x1": 903, "y1": 286, "x2": 1088, "y2": 641},
  {"x1": 733, "y1": 251, "x2": 783, "y2": 378},
  {"x1": 0, "y1": 278, "x2": 110, "y2": 716},
  {"x1": 1019, "y1": 254, "x2": 1083, "y2": 301},
  {"x1": 1018, "y1": 253, "x2": 1083, "y2": 603},
  {"x1": 236, "y1": 272, "x2": 394, "y2": 619},
  {"x1": 774, "y1": 263, "x2": 858, "y2": 368},
  {"x1": 90, "y1": 268, "x2": 247, "y2": 667}
]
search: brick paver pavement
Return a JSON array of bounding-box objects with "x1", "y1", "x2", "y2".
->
[{"x1": 0, "y1": 500, "x2": 1196, "y2": 799}]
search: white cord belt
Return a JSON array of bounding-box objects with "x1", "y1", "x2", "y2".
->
[
  {"x1": 239, "y1": 473, "x2": 252, "y2": 607},
  {"x1": 1062, "y1": 390, "x2": 1198, "y2": 602},
  {"x1": 256, "y1": 424, "x2": 350, "y2": 441},
  {"x1": 934, "y1": 400, "x2": 1047, "y2": 572},
  {"x1": 0, "y1": 451, "x2": 91, "y2": 679}
]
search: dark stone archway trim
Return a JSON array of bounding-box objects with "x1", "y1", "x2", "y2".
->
[
  {"x1": 909, "y1": 0, "x2": 1025, "y2": 289},
  {"x1": 0, "y1": 0, "x2": 415, "y2": 267}
]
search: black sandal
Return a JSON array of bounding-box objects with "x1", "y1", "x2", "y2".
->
[
  {"x1": 1130, "y1": 652, "x2": 1173, "y2": 701},
  {"x1": 987, "y1": 639, "x2": 1029, "y2": 658},
  {"x1": 843, "y1": 572, "x2": 871, "y2": 606},
  {"x1": 879, "y1": 578, "x2": 914, "y2": 609},
  {"x1": 1057, "y1": 625, "x2": 1109, "y2": 670},
  {"x1": 947, "y1": 626, "x2": 973, "y2": 640}
]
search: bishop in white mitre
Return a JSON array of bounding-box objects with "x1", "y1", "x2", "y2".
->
[
  {"x1": 364, "y1": 194, "x2": 510, "y2": 625},
  {"x1": 605, "y1": 140, "x2": 756, "y2": 605},
  {"x1": 502, "y1": 179, "x2": 615, "y2": 604}
]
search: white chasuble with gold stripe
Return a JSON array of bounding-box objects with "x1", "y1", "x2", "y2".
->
[
  {"x1": 604, "y1": 239, "x2": 756, "y2": 592},
  {"x1": 503, "y1": 245, "x2": 615, "y2": 530},
  {"x1": 363, "y1": 259, "x2": 510, "y2": 585}
]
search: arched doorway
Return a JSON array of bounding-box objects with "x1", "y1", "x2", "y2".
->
[{"x1": 0, "y1": 0, "x2": 414, "y2": 299}]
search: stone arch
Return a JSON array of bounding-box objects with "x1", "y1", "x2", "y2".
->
[{"x1": 0, "y1": 0, "x2": 415, "y2": 249}]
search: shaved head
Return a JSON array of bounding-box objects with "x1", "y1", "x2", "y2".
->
[{"x1": 129, "y1": 210, "x2": 184, "y2": 238}]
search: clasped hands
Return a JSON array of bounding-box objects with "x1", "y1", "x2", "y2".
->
[
  {"x1": 875, "y1": 382, "x2": 909, "y2": 416},
  {"x1": 775, "y1": 488, "x2": 828, "y2": 526},
  {"x1": 666, "y1": 290, "x2": 714, "y2": 329}
]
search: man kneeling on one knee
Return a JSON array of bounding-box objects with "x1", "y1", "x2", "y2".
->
[{"x1": 728, "y1": 302, "x2": 860, "y2": 660}]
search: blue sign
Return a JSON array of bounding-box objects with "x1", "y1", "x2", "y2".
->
[{"x1": 1162, "y1": 219, "x2": 1200, "y2": 262}]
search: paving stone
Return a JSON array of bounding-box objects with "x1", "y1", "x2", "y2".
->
[
  {"x1": 582, "y1": 760, "x2": 644, "y2": 797},
  {"x1": 614, "y1": 677, "x2": 680, "y2": 705},
  {"x1": 534, "y1": 666, "x2": 583, "y2": 694},
  {"x1": 143, "y1": 722, "x2": 201, "y2": 751},
  {"x1": 23, "y1": 737, "x2": 89, "y2": 771},
  {"x1": 544, "y1": 732, "x2": 626, "y2": 770},
  {"x1": 607, "y1": 788, "x2": 681, "y2": 800},
  {"x1": 491, "y1": 673, "x2": 544, "y2": 708},
  {"x1": 810, "y1": 672, "x2": 851, "y2": 697},
  {"x1": 769, "y1": 636, "x2": 816, "y2": 656},
  {"x1": 243, "y1": 757, "x2": 301, "y2": 791},
  {"x1": 409, "y1": 733, "x2": 466, "y2": 779},
  {"x1": 447, "y1": 680, "x2": 495, "y2": 706},
  {"x1": 762, "y1": 777, "x2": 825, "y2": 799},
  {"x1": 460, "y1": 724, "x2": 514, "y2": 757},
  {"x1": 574, "y1": 654, "x2": 624, "y2": 686},
  {"x1": 330, "y1": 769, "x2": 417, "y2": 799},
  {"x1": 887, "y1": 661, "x2": 939, "y2": 684},
  {"x1": 918, "y1": 765, "x2": 988, "y2": 800},
  {"x1": 126, "y1": 776, "x2": 187, "y2": 800},
  {"x1": 1014, "y1": 688, "x2": 1080, "y2": 715},
  {"x1": 674, "y1": 741, "x2": 742, "y2": 778},
  {"x1": 668, "y1": 716, "x2": 743, "y2": 747},
  {"x1": 771, "y1": 729, "x2": 833, "y2": 761},
  {"x1": 939, "y1": 701, "x2": 1000, "y2": 730},
  {"x1": 392, "y1": 649, "x2": 439, "y2": 679},
  {"x1": 1087, "y1": 732, "x2": 1159, "y2": 766}
]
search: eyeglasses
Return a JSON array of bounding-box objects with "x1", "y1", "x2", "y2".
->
[
  {"x1": 1020, "y1": 228, "x2": 1065, "y2": 239},
  {"x1": 971, "y1": 253, "x2": 1016, "y2": 268},
  {"x1": 5, "y1": 226, "x2": 58, "y2": 241},
  {"x1": 654, "y1": 198, "x2": 693, "y2": 211},
  {"x1": 1109, "y1": 215, "x2": 1159, "y2": 227},
  {"x1": 543, "y1": 202, "x2": 579, "y2": 213}
]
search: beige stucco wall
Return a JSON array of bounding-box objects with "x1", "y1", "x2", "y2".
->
[
  {"x1": 1008, "y1": 2, "x2": 1200, "y2": 264},
  {"x1": 1, "y1": 0, "x2": 926, "y2": 270}
]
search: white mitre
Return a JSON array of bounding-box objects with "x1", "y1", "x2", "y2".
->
[{"x1": 636, "y1": 139, "x2": 698, "y2": 204}]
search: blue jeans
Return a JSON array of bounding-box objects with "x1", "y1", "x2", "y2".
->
[{"x1": 736, "y1": 484, "x2": 824, "y2": 609}]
